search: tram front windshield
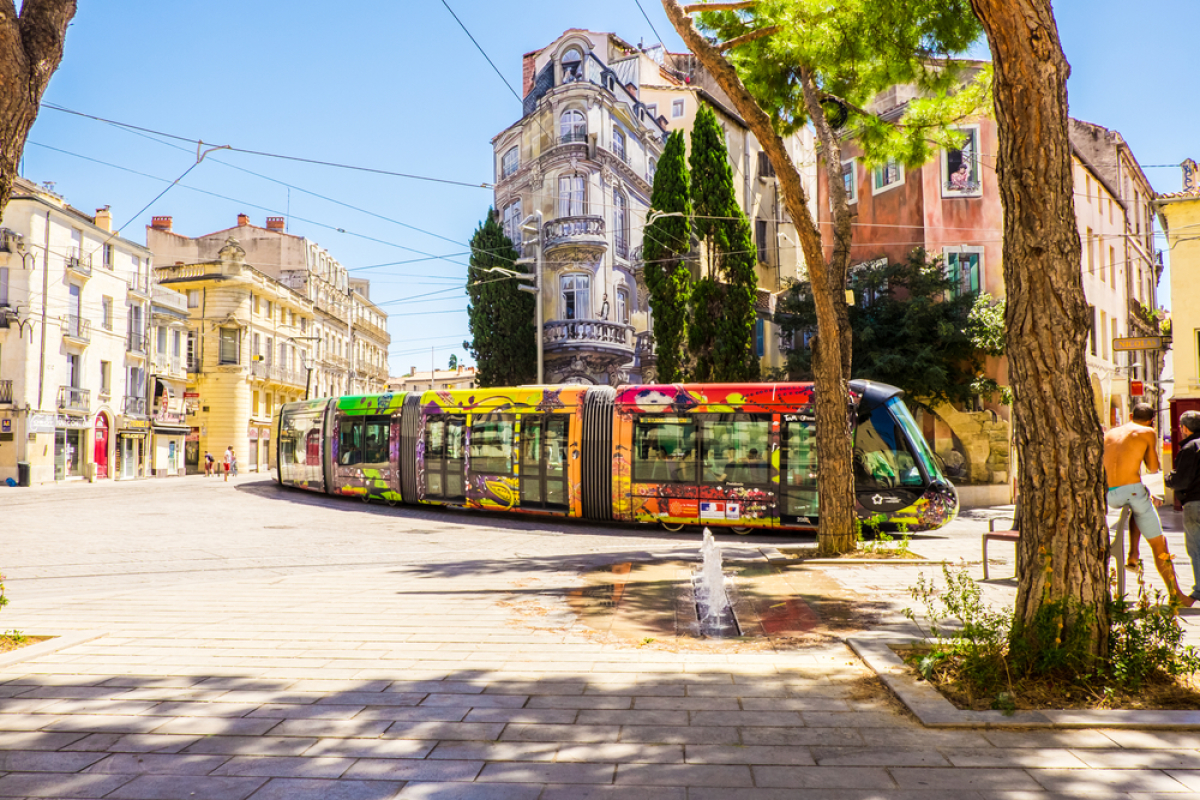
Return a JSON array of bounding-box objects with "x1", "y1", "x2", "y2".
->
[{"x1": 853, "y1": 397, "x2": 942, "y2": 489}]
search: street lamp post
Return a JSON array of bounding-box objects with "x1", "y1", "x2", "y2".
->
[
  {"x1": 285, "y1": 336, "x2": 322, "y2": 400},
  {"x1": 517, "y1": 211, "x2": 544, "y2": 385}
]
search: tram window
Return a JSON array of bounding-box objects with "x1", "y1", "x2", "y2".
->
[
  {"x1": 854, "y1": 403, "x2": 924, "y2": 488},
  {"x1": 470, "y1": 414, "x2": 514, "y2": 474},
  {"x1": 783, "y1": 420, "x2": 819, "y2": 517},
  {"x1": 633, "y1": 417, "x2": 696, "y2": 483},
  {"x1": 338, "y1": 415, "x2": 390, "y2": 467},
  {"x1": 699, "y1": 415, "x2": 771, "y2": 484},
  {"x1": 305, "y1": 429, "x2": 322, "y2": 465}
]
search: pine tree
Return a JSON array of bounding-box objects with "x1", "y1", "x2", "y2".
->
[
  {"x1": 463, "y1": 210, "x2": 536, "y2": 387},
  {"x1": 687, "y1": 104, "x2": 759, "y2": 382},
  {"x1": 642, "y1": 131, "x2": 693, "y2": 383}
]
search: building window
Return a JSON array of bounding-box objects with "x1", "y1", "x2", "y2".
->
[
  {"x1": 219, "y1": 328, "x2": 240, "y2": 365},
  {"x1": 561, "y1": 274, "x2": 591, "y2": 320},
  {"x1": 757, "y1": 151, "x2": 776, "y2": 178},
  {"x1": 103, "y1": 244, "x2": 113, "y2": 269},
  {"x1": 558, "y1": 174, "x2": 586, "y2": 217},
  {"x1": 187, "y1": 331, "x2": 196, "y2": 370},
  {"x1": 157, "y1": 326, "x2": 168, "y2": 355},
  {"x1": 1101, "y1": 310, "x2": 1109, "y2": 360},
  {"x1": 648, "y1": 157, "x2": 657, "y2": 182},
  {"x1": 0, "y1": 266, "x2": 8, "y2": 306},
  {"x1": 645, "y1": 103, "x2": 657, "y2": 119},
  {"x1": 100, "y1": 361, "x2": 111, "y2": 396},
  {"x1": 502, "y1": 201, "x2": 523, "y2": 252},
  {"x1": 187, "y1": 289, "x2": 200, "y2": 308},
  {"x1": 102, "y1": 296, "x2": 113, "y2": 331},
  {"x1": 612, "y1": 126, "x2": 627, "y2": 162},
  {"x1": 616, "y1": 287, "x2": 629, "y2": 325},
  {"x1": 755, "y1": 219, "x2": 769, "y2": 263},
  {"x1": 1087, "y1": 228, "x2": 1096, "y2": 281},
  {"x1": 501, "y1": 146, "x2": 519, "y2": 179},
  {"x1": 755, "y1": 319, "x2": 765, "y2": 358},
  {"x1": 614, "y1": 190, "x2": 628, "y2": 259},
  {"x1": 872, "y1": 160, "x2": 904, "y2": 194},
  {"x1": 560, "y1": 109, "x2": 586, "y2": 143},
  {"x1": 265, "y1": 300, "x2": 273, "y2": 320},
  {"x1": 672, "y1": 98, "x2": 685, "y2": 118},
  {"x1": 841, "y1": 159, "x2": 858, "y2": 204},
  {"x1": 1109, "y1": 245, "x2": 1116, "y2": 286},
  {"x1": 561, "y1": 47, "x2": 583, "y2": 83},
  {"x1": 67, "y1": 353, "x2": 80, "y2": 388},
  {"x1": 941, "y1": 126, "x2": 982, "y2": 197},
  {"x1": 944, "y1": 248, "x2": 983, "y2": 298}
]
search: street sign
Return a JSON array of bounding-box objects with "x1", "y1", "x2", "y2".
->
[
  {"x1": 1113, "y1": 336, "x2": 1164, "y2": 352},
  {"x1": 1130, "y1": 380, "x2": 1145, "y2": 397}
]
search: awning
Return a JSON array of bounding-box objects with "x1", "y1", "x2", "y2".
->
[{"x1": 152, "y1": 425, "x2": 190, "y2": 435}]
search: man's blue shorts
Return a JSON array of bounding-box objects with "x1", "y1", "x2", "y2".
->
[{"x1": 1107, "y1": 482, "x2": 1164, "y2": 540}]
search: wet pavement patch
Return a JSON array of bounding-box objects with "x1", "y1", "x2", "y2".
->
[{"x1": 567, "y1": 560, "x2": 888, "y2": 649}]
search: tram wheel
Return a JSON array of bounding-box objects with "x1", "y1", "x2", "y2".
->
[
  {"x1": 362, "y1": 493, "x2": 371, "y2": 504},
  {"x1": 730, "y1": 526, "x2": 752, "y2": 535},
  {"x1": 386, "y1": 498, "x2": 398, "y2": 507},
  {"x1": 660, "y1": 522, "x2": 687, "y2": 533}
]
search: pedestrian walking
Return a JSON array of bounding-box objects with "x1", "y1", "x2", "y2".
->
[
  {"x1": 223, "y1": 446, "x2": 232, "y2": 482},
  {"x1": 1104, "y1": 403, "x2": 1193, "y2": 606},
  {"x1": 204, "y1": 451, "x2": 214, "y2": 477},
  {"x1": 231, "y1": 449, "x2": 239, "y2": 477},
  {"x1": 1167, "y1": 411, "x2": 1200, "y2": 600}
]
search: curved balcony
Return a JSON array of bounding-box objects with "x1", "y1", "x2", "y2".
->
[
  {"x1": 544, "y1": 319, "x2": 634, "y2": 360},
  {"x1": 543, "y1": 215, "x2": 607, "y2": 256}
]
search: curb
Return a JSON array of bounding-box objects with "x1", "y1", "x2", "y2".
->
[
  {"x1": 849, "y1": 636, "x2": 1200, "y2": 729},
  {"x1": 0, "y1": 631, "x2": 104, "y2": 670}
]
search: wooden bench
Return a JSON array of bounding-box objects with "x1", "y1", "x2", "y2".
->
[{"x1": 982, "y1": 518, "x2": 1020, "y2": 580}]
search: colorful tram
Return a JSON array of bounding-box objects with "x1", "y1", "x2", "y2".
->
[{"x1": 273, "y1": 380, "x2": 958, "y2": 533}]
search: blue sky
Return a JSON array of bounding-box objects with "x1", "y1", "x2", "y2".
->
[{"x1": 19, "y1": 1, "x2": 1194, "y2": 373}]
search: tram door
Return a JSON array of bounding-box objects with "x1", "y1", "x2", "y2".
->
[
  {"x1": 779, "y1": 416, "x2": 820, "y2": 525},
  {"x1": 519, "y1": 415, "x2": 569, "y2": 511},
  {"x1": 424, "y1": 415, "x2": 465, "y2": 502}
]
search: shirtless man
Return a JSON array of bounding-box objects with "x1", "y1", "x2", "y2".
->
[{"x1": 1104, "y1": 403, "x2": 1192, "y2": 606}]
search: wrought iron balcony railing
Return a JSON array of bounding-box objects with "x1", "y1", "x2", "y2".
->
[{"x1": 58, "y1": 385, "x2": 90, "y2": 412}]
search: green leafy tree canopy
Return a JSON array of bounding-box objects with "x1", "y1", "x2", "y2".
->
[
  {"x1": 463, "y1": 209, "x2": 536, "y2": 387},
  {"x1": 643, "y1": 130, "x2": 693, "y2": 382}
]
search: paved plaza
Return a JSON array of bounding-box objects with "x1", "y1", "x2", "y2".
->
[{"x1": 3, "y1": 475, "x2": 1200, "y2": 798}]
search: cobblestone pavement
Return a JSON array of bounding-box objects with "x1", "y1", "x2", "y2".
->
[{"x1": 2, "y1": 474, "x2": 1200, "y2": 799}]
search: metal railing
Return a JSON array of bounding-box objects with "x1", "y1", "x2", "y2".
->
[
  {"x1": 58, "y1": 385, "x2": 90, "y2": 412},
  {"x1": 252, "y1": 362, "x2": 307, "y2": 386},
  {"x1": 0, "y1": 379, "x2": 12, "y2": 404},
  {"x1": 544, "y1": 319, "x2": 634, "y2": 351},
  {"x1": 65, "y1": 248, "x2": 92, "y2": 277},
  {"x1": 123, "y1": 395, "x2": 147, "y2": 417},
  {"x1": 127, "y1": 331, "x2": 146, "y2": 353},
  {"x1": 543, "y1": 216, "x2": 606, "y2": 250},
  {"x1": 559, "y1": 131, "x2": 588, "y2": 145},
  {"x1": 152, "y1": 354, "x2": 185, "y2": 376},
  {"x1": 64, "y1": 315, "x2": 91, "y2": 342}
]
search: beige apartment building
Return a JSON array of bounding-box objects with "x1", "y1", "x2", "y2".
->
[
  {"x1": 389, "y1": 365, "x2": 477, "y2": 393},
  {"x1": 492, "y1": 30, "x2": 815, "y2": 385},
  {"x1": 153, "y1": 238, "x2": 314, "y2": 474},
  {"x1": 147, "y1": 214, "x2": 389, "y2": 401},
  {"x1": 1, "y1": 177, "x2": 154, "y2": 485}
]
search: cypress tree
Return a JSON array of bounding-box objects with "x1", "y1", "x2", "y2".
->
[
  {"x1": 463, "y1": 209, "x2": 536, "y2": 387},
  {"x1": 642, "y1": 130, "x2": 692, "y2": 383},
  {"x1": 688, "y1": 104, "x2": 759, "y2": 382}
]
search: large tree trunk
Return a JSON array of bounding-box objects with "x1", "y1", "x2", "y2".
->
[
  {"x1": 662, "y1": 0, "x2": 857, "y2": 554},
  {"x1": 0, "y1": 0, "x2": 77, "y2": 217},
  {"x1": 969, "y1": 0, "x2": 1109, "y2": 654}
]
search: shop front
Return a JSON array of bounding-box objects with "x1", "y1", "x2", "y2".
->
[
  {"x1": 185, "y1": 427, "x2": 201, "y2": 474},
  {"x1": 54, "y1": 414, "x2": 90, "y2": 481},
  {"x1": 151, "y1": 389, "x2": 188, "y2": 477},
  {"x1": 117, "y1": 418, "x2": 151, "y2": 480},
  {"x1": 249, "y1": 424, "x2": 271, "y2": 472}
]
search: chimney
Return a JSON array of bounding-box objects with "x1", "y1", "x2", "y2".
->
[
  {"x1": 266, "y1": 216, "x2": 286, "y2": 231},
  {"x1": 151, "y1": 216, "x2": 172, "y2": 232},
  {"x1": 522, "y1": 52, "x2": 537, "y2": 96},
  {"x1": 1184, "y1": 159, "x2": 1198, "y2": 194},
  {"x1": 94, "y1": 206, "x2": 112, "y2": 232},
  {"x1": 410, "y1": 366, "x2": 416, "y2": 377},
  {"x1": 237, "y1": 213, "x2": 250, "y2": 227}
]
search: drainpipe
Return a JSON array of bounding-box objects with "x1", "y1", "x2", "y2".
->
[{"x1": 36, "y1": 211, "x2": 50, "y2": 411}]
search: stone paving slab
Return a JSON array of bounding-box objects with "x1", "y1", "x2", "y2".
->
[{"x1": 3, "y1": 477, "x2": 1200, "y2": 797}]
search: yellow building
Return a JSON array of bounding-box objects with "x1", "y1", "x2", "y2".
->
[
  {"x1": 153, "y1": 238, "x2": 313, "y2": 474},
  {"x1": 1158, "y1": 159, "x2": 1200, "y2": 455}
]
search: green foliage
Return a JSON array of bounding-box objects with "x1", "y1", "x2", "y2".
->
[
  {"x1": 685, "y1": 105, "x2": 759, "y2": 382},
  {"x1": 463, "y1": 209, "x2": 536, "y2": 388},
  {"x1": 0, "y1": 571, "x2": 8, "y2": 617},
  {"x1": 695, "y1": 0, "x2": 989, "y2": 171},
  {"x1": 904, "y1": 564, "x2": 1200, "y2": 705},
  {"x1": 448, "y1": 354, "x2": 458, "y2": 371},
  {"x1": 777, "y1": 249, "x2": 1002, "y2": 404},
  {"x1": 644, "y1": 131, "x2": 693, "y2": 382}
]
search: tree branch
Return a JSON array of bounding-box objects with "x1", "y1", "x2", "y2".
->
[
  {"x1": 18, "y1": 0, "x2": 75, "y2": 95},
  {"x1": 716, "y1": 25, "x2": 779, "y2": 52},
  {"x1": 682, "y1": 1, "x2": 757, "y2": 11}
]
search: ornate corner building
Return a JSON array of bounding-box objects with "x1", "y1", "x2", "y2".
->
[{"x1": 491, "y1": 30, "x2": 815, "y2": 386}]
